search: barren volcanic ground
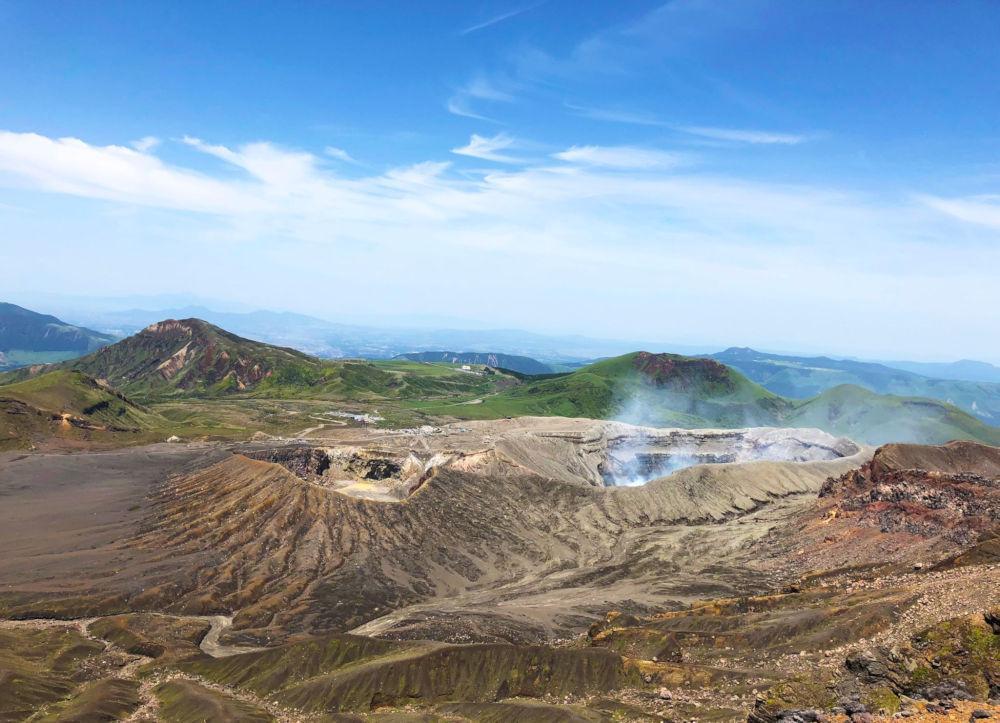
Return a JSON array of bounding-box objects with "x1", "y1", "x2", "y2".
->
[{"x1": 0, "y1": 418, "x2": 997, "y2": 722}]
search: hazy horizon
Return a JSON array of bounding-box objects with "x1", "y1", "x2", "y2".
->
[
  {"x1": 6, "y1": 290, "x2": 998, "y2": 366},
  {"x1": 2, "y1": 2, "x2": 999, "y2": 362}
]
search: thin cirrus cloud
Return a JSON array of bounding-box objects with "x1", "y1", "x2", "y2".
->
[
  {"x1": 452, "y1": 133, "x2": 523, "y2": 163},
  {"x1": 565, "y1": 103, "x2": 668, "y2": 127},
  {"x1": 130, "y1": 136, "x2": 161, "y2": 152},
  {"x1": 460, "y1": 2, "x2": 544, "y2": 35},
  {"x1": 552, "y1": 145, "x2": 681, "y2": 169},
  {"x1": 919, "y1": 194, "x2": 1000, "y2": 230},
  {"x1": 447, "y1": 76, "x2": 516, "y2": 123},
  {"x1": 677, "y1": 125, "x2": 807, "y2": 145},
  {"x1": 446, "y1": 97, "x2": 496, "y2": 122},
  {"x1": 565, "y1": 104, "x2": 808, "y2": 145},
  {"x1": 324, "y1": 146, "x2": 359, "y2": 164}
]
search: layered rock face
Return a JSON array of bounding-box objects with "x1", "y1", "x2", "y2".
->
[{"x1": 820, "y1": 440, "x2": 1000, "y2": 544}]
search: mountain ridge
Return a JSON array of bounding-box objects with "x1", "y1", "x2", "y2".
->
[
  {"x1": 0, "y1": 302, "x2": 115, "y2": 369},
  {"x1": 393, "y1": 350, "x2": 553, "y2": 375}
]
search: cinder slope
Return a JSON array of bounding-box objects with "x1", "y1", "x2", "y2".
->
[{"x1": 0, "y1": 421, "x2": 866, "y2": 645}]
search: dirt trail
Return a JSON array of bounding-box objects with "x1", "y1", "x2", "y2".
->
[
  {"x1": 195, "y1": 614, "x2": 267, "y2": 657},
  {"x1": 0, "y1": 612, "x2": 263, "y2": 659}
]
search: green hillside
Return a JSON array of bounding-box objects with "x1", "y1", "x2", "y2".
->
[
  {"x1": 785, "y1": 384, "x2": 1000, "y2": 446},
  {"x1": 422, "y1": 352, "x2": 1000, "y2": 446},
  {"x1": 5, "y1": 325, "x2": 998, "y2": 448},
  {"x1": 422, "y1": 352, "x2": 789, "y2": 428},
  {"x1": 0, "y1": 370, "x2": 159, "y2": 427},
  {"x1": 0, "y1": 319, "x2": 513, "y2": 405},
  {"x1": 0, "y1": 370, "x2": 163, "y2": 448}
]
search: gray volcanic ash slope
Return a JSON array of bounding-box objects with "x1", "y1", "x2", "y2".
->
[{"x1": 0, "y1": 419, "x2": 862, "y2": 645}]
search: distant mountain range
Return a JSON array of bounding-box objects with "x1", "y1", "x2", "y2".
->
[
  {"x1": 4, "y1": 301, "x2": 1000, "y2": 446},
  {"x1": 878, "y1": 358, "x2": 1000, "y2": 384},
  {"x1": 0, "y1": 303, "x2": 115, "y2": 370},
  {"x1": 54, "y1": 305, "x2": 710, "y2": 363},
  {"x1": 711, "y1": 347, "x2": 1000, "y2": 423},
  {"x1": 394, "y1": 351, "x2": 553, "y2": 375},
  {"x1": 0, "y1": 318, "x2": 513, "y2": 405},
  {"x1": 3, "y1": 317, "x2": 999, "y2": 446}
]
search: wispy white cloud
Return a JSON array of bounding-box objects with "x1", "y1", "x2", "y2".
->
[
  {"x1": 1, "y1": 127, "x2": 998, "y2": 359},
  {"x1": 182, "y1": 136, "x2": 318, "y2": 186},
  {"x1": 447, "y1": 76, "x2": 516, "y2": 123},
  {"x1": 452, "y1": 133, "x2": 523, "y2": 163},
  {"x1": 460, "y1": 3, "x2": 542, "y2": 35},
  {"x1": 324, "y1": 146, "x2": 358, "y2": 164},
  {"x1": 0, "y1": 131, "x2": 251, "y2": 213},
  {"x1": 677, "y1": 126, "x2": 807, "y2": 145},
  {"x1": 446, "y1": 97, "x2": 498, "y2": 123},
  {"x1": 130, "y1": 136, "x2": 160, "y2": 152},
  {"x1": 565, "y1": 104, "x2": 809, "y2": 146},
  {"x1": 920, "y1": 194, "x2": 1000, "y2": 230},
  {"x1": 464, "y1": 76, "x2": 516, "y2": 103},
  {"x1": 564, "y1": 103, "x2": 668, "y2": 127},
  {"x1": 553, "y1": 145, "x2": 681, "y2": 169}
]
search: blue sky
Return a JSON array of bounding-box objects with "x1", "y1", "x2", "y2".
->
[{"x1": 1, "y1": 1, "x2": 999, "y2": 361}]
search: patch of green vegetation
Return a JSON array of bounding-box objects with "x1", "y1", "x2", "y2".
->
[
  {"x1": 902, "y1": 614, "x2": 1000, "y2": 699},
  {"x1": 786, "y1": 384, "x2": 1000, "y2": 446},
  {"x1": 762, "y1": 675, "x2": 839, "y2": 713},
  {"x1": 0, "y1": 626, "x2": 106, "y2": 720},
  {"x1": 180, "y1": 634, "x2": 638, "y2": 714},
  {"x1": 35, "y1": 678, "x2": 140, "y2": 722},
  {"x1": 713, "y1": 347, "x2": 1000, "y2": 423},
  {"x1": 420, "y1": 352, "x2": 790, "y2": 428},
  {"x1": 4, "y1": 325, "x2": 997, "y2": 447},
  {"x1": 425, "y1": 358, "x2": 1000, "y2": 445},
  {"x1": 861, "y1": 685, "x2": 900, "y2": 715},
  {"x1": 0, "y1": 370, "x2": 159, "y2": 429},
  {"x1": 154, "y1": 679, "x2": 273, "y2": 722}
]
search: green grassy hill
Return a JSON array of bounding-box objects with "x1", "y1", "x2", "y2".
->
[
  {"x1": 0, "y1": 370, "x2": 163, "y2": 448},
  {"x1": 0, "y1": 370, "x2": 156, "y2": 427},
  {"x1": 785, "y1": 384, "x2": 1000, "y2": 446},
  {"x1": 58, "y1": 318, "x2": 322, "y2": 399},
  {"x1": 4, "y1": 325, "x2": 997, "y2": 448},
  {"x1": 423, "y1": 352, "x2": 789, "y2": 428},
  {"x1": 422, "y1": 352, "x2": 1000, "y2": 445},
  {"x1": 0, "y1": 319, "x2": 515, "y2": 405}
]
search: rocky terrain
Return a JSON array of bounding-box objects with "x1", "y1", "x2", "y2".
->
[
  {"x1": 0, "y1": 320, "x2": 998, "y2": 721},
  {"x1": 0, "y1": 409, "x2": 996, "y2": 721}
]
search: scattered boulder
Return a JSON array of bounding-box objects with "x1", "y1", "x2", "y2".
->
[{"x1": 986, "y1": 608, "x2": 1000, "y2": 635}]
